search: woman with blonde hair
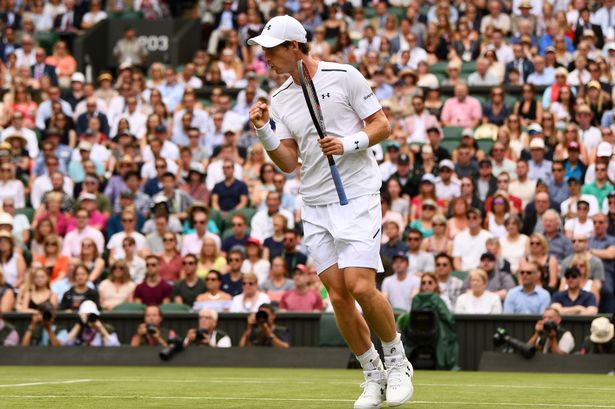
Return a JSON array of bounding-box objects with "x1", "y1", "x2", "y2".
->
[
  {"x1": 34, "y1": 234, "x2": 69, "y2": 283},
  {"x1": 524, "y1": 233, "x2": 559, "y2": 293},
  {"x1": 447, "y1": 197, "x2": 469, "y2": 239},
  {"x1": 146, "y1": 63, "x2": 166, "y2": 89},
  {"x1": 98, "y1": 260, "x2": 136, "y2": 311},
  {"x1": 243, "y1": 143, "x2": 267, "y2": 183},
  {"x1": 421, "y1": 214, "x2": 452, "y2": 256},
  {"x1": 76, "y1": 237, "x2": 106, "y2": 284},
  {"x1": 44, "y1": 40, "x2": 76, "y2": 85},
  {"x1": 217, "y1": 48, "x2": 243, "y2": 88},
  {"x1": 499, "y1": 215, "x2": 528, "y2": 272},
  {"x1": 454, "y1": 269, "x2": 502, "y2": 313},
  {"x1": 16, "y1": 267, "x2": 57, "y2": 312},
  {"x1": 7, "y1": 84, "x2": 37, "y2": 128},
  {"x1": 196, "y1": 237, "x2": 227, "y2": 278}
]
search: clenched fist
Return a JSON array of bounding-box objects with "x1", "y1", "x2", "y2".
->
[{"x1": 250, "y1": 101, "x2": 270, "y2": 129}]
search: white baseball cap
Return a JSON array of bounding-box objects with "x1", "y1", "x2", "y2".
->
[
  {"x1": 247, "y1": 15, "x2": 307, "y2": 48},
  {"x1": 78, "y1": 300, "x2": 100, "y2": 316},
  {"x1": 597, "y1": 141, "x2": 613, "y2": 157}
]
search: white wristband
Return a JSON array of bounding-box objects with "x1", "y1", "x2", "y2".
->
[
  {"x1": 342, "y1": 131, "x2": 369, "y2": 154},
  {"x1": 255, "y1": 122, "x2": 281, "y2": 151}
]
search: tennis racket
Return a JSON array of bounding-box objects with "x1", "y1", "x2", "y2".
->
[{"x1": 296, "y1": 60, "x2": 349, "y2": 206}]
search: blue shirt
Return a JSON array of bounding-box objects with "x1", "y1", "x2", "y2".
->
[
  {"x1": 551, "y1": 289, "x2": 597, "y2": 308},
  {"x1": 548, "y1": 180, "x2": 570, "y2": 207},
  {"x1": 212, "y1": 179, "x2": 249, "y2": 212},
  {"x1": 503, "y1": 285, "x2": 551, "y2": 314}
]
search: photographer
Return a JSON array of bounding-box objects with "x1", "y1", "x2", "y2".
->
[
  {"x1": 62, "y1": 300, "x2": 120, "y2": 346},
  {"x1": 184, "y1": 308, "x2": 231, "y2": 348},
  {"x1": 21, "y1": 303, "x2": 62, "y2": 346},
  {"x1": 130, "y1": 305, "x2": 176, "y2": 347},
  {"x1": 527, "y1": 308, "x2": 575, "y2": 354},
  {"x1": 0, "y1": 310, "x2": 18, "y2": 346},
  {"x1": 240, "y1": 303, "x2": 289, "y2": 348}
]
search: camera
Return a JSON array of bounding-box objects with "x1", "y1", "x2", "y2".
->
[
  {"x1": 195, "y1": 328, "x2": 209, "y2": 342},
  {"x1": 255, "y1": 310, "x2": 269, "y2": 324},
  {"x1": 146, "y1": 324, "x2": 158, "y2": 335},
  {"x1": 38, "y1": 304, "x2": 53, "y2": 322},
  {"x1": 159, "y1": 337, "x2": 183, "y2": 361},
  {"x1": 87, "y1": 313, "x2": 99, "y2": 324},
  {"x1": 543, "y1": 320, "x2": 557, "y2": 333},
  {"x1": 493, "y1": 328, "x2": 536, "y2": 359}
]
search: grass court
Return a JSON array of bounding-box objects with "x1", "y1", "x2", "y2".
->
[{"x1": 0, "y1": 366, "x2": 613, "y2": 408}]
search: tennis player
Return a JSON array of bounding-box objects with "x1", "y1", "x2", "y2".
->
[{"x1": 248, "y1": 15, "x2": 413, "y2": 409}]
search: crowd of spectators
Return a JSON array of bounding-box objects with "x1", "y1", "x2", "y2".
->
[{"x1": 0, "y1": 0, "x2": 613, "y2": 351}]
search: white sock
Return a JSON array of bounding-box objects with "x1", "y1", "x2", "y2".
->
[
  {"x1": 356, "y1": 344, "x2": 384, "y2": 372},
  {"x1": 381, "y1": 333, "x2": 404, "y2": 357}
]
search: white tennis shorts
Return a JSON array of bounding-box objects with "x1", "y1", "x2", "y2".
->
[{"x1": 302, "y1": 193, "x2": 384, "y2": 274}]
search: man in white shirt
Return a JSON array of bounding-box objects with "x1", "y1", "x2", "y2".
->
[
  {"x1": 248, "y1": 16, "x2": 413, "y2": 407},
  {"x1": 492, "y1": 30, "x2": 514, "y2": 65},
  {"x1": 509, "y1": 159, "x2": 537, "y2": 209},
  {"x1": 526, "y1": 55, "x2": 555, "y2": 86},
  {"x1": 406, "y1": 228, "x2": 435, "y2": 275},
  {"x1": 467, "y1": 57, "x2": 500, "y2": 86},
  {"x1": 111, "y1": 95, "x2": 147, "y2": 139},
  {"x1": 381, "y1": 252, "x2": 420, "y2": 311},
  {"x1": 594, "y1": 0, "x2": 615, "y2": 37},
  {"x1": 172, "y1": 93, "x2": 209, "y2": 147},
  {"x1": 435, "y1": 160, "x2": 461, "y2": 201},
  {"x1": 453, "y1": 208, "x2": 493, "y2": 271},
  {"x1": 576, "y1": 104, "x2": 603, "y2": 152},
  {"x1": 14, "y1": 34, "x2": 36, "y2": 67},
  {"x1": 30, "y1": 167, "x2": 73, "y2": 210},
  {"x1": 491, "y1": 142, "x2": 517, "y2": 178},
  {"x1": 250, "y1": 191, "x2": 294, "y2": 242}
]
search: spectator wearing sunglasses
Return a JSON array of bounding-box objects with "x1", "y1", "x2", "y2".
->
[
  {"x1": 172, "y1": 254, "x2": 206, "y2": 308},
  {"x1": 503, "y1": 260, "x2": 551, "y2": 314},
  {"x1": 133, "y1": 255, "x2": 172, "y2": 306}
]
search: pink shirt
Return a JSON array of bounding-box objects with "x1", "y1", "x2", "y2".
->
[
  {"x1": 61, "y1": 225, "x2": 105, "y2": 257},
  {"x1": 280, "y1": 289, "x2": 324, "y2": 312},
  {"x1": 440, "y1": 96, "x2": 482, "y2": 128}
]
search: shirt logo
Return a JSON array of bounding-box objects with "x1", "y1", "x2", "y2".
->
[
  {"x1": 321, "y1": 93, "x2": 330, "y2": 99},
  {"x1": 267, "y1": 24, "x2": 272, "y2": 30},
  {"x1": 354, "y1": 140, "x2": 359, "y2": 150},
  {"x1": 363, "y1": 92, "x2": 374, "y2": 100}
]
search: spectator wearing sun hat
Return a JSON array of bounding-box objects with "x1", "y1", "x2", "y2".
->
[
  {"x1": 528, "y1": 137, "x2": 553, "y2": 183},
  {"x1": 580, "y1": 317, "x2": 615, "y2": 354}
]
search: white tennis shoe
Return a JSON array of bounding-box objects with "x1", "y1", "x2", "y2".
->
[
  {"x1": 384, "y1": 354, "x2": 414, "y2": 407},
  {"x1": 353, "y1": 369, "x2": 386, "y2": 409}
]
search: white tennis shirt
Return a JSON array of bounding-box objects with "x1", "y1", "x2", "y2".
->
[{"x1": 269, "y1": 61, "x2": 383, "y2": 206}]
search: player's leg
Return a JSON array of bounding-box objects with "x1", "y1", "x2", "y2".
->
[
  {"x1": 320, "y1": 264, "x2": 372, "y2": 354},
  {"x1": 320, "y1": 265, "x2": 386, "y2": 409},
  {"x1": 333, "y1": 194, "x2": 413, "y2": 407},
  {"x1": 343, "y1": 267, "x2": 396, "y2": 341},
  {"x1": 344, "y1": 266, "x2": 413, "y2": 406}
]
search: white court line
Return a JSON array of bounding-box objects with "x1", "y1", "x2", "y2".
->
[
  {"x1": 0, "y1": 380, "x2": 92, "y2": 388},
  {"x1": 1, "y1": 395, "x2": 614, "y2": 408},
  {"x1": 64, "y1": 377, "x2": 615, "y2": 392}
]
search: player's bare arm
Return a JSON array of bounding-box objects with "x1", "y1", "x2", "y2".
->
[
  {"x1": 318, "y1": 109, "x2": 391, "y2": 156},
  {"x1": 249, "y1": 100, "x2": 299, "y2": 173}
]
